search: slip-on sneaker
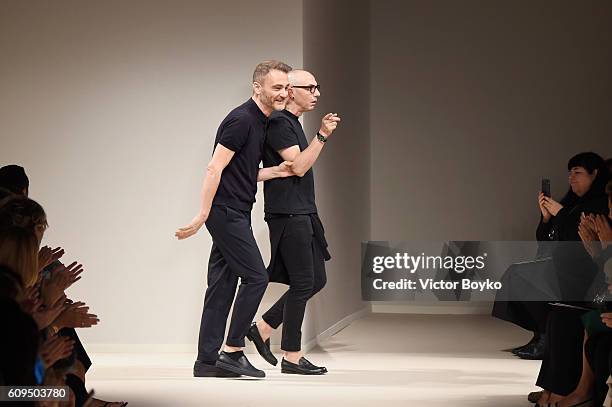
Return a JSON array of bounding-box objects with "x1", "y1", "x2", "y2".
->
[
  {"x1": 215, "y1": 351, "x2": 265, "y2": 378},
  {"x1": 193, "y1": 360, "x2": 240, "y2": 378},
  {"x1": 281, "y1": 357, "x2": 327, "y2": 375},
  {"x1": 246, "y1": 322, "x2": 278, "y2": 366}
]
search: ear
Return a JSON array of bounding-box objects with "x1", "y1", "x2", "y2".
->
[
  {"x1": 252, "y1": 82, "x2": 262, "y2": 95},
  {"x1": 593, "y1": 169, "x2": 598, "y2": 178},
  {"x1": 288, "y1": 87, "x2": 294, "y2": 99}
]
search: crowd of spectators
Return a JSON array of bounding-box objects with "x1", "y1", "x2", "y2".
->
[{"x1": 0, "y1": 165, "x2": 127, "y2": 407}]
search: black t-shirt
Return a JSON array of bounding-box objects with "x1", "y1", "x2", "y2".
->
[
  {"x1": 212, "y1": 98, "x2": 266, "y2": 211},
  {"x1": 263, "y1": 109, "x2": 317, "y2": 214}
]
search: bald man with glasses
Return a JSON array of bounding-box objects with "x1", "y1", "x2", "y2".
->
[{"x1": 247, "y1": 70, "x2": 341, "y2": 375}]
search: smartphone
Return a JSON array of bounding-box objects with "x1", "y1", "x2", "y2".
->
[{"x1": 541, "y1": 178, "x2": 551, "y2": 197}]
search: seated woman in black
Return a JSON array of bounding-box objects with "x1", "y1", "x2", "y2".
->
[
  {"x1": 493, "y1": 152, "x2": 610, "y2": 360},
  {"x1": 535, "y1": 179, "x2": 612, "y2": 406}
]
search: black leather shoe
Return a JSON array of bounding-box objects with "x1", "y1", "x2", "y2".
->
[
  {"x1": 515, "y1": 335, "x2": 546, "y2": 360},
  {"x1": 215, "y1": 351, "x2": 265, "y2": 378},
  {"x1": 299, "y1": 356, "x2": 328, "y2": 373},
  {"x1": 246, "y1": 322, "x2": 278, "y2": 366},
  {"x1": 281, "y1": 357, "x2": 327, "y2": 375},
  {"x1": 511, "y1": 334, "x2": 539, "y2": 355},
  {"x1": 193, "y1": 360, "x2": 240, "y2": 377}
]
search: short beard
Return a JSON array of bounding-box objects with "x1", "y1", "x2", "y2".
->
[{"x1": 260, "y1": 90, "x2": 284, "y2": 111}]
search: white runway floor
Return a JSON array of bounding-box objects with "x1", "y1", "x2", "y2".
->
[{"x1": 87, "y1": 313, "x2": 541, "y2": 406}]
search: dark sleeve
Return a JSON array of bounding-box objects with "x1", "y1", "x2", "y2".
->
[
  {"x1": 536, "y1": 205, "x2": 575, "y2": 241},
  {"x1": 266, "y1": 116, "x2": 299, "y2": 152},
  {"x1": 536, "y1": 216, "x2": 553, "y2": 241},
  {"x1": 556, "y1": 206, "x2": 582, "y2": 241},
  {"x1": 217, "y1": 115, "x2": 250, "y2": 152}
]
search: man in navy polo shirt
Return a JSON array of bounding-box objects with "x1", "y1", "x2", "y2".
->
[{"x1": 176, "y1": 60, "x2": 293, "y2": 378}]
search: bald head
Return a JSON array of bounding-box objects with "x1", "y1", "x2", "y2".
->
[
  {"x1": 288, "y1": 69, "x2": 315, "y2": 86},
  {"x1": 285, "y1": 69, "x2": 320, "y2": 114}
]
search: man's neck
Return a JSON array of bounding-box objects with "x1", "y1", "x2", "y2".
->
[
  {"x1": 285, "y1": 102, "x2": 304, "y2": 117},
  {"x1": 252, "y1": 96, "x2": 273, "y2": 117}
]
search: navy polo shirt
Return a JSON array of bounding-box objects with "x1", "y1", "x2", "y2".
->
[{"x1": 212, "y1": 98, "x2": 266, "y2": 211}]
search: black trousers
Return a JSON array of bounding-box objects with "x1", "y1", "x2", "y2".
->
[
  {"x1": 197, "y1": 205, "x2": 269, "y2": 362},
  {"x1": 585, "y1": 332, "x2": 612, "y2": 406},
  {"x1": 262, "y1": 215, "x2": 327, "y2": 352},
  {"x1": 536, "y1": 306, "x2": 586, "y2": 396}
]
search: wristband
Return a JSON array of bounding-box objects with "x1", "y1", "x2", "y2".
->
[{"x1": 316, "y1": 132, "x2": 328, "y2": 143}]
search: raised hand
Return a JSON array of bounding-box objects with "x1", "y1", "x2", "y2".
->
[
  {"x1": 593, "y1": 214, "x2": 612, "y2": 249},
  {"x1": 39, "y1": 334, "x2": 74, "y2": 368},
  {"x1": 19, "y1": 282, "x2": 42, "y2": 314},
  {"x1": 61, "y1": 261, "x2": 84, "y2": 289},
  {"x1": 319, "y1": 113, "x2": 341, "y2": 137},
  {"x1": 541, "y1": 196, "x2": 563, "y2": 217},
  {"x1": 53, "y1": 301, "x2": 100, "y2": 329},
  {"x1": 32, "y1": 296, "x2": 67, "y2": 329},
  {"x1": 38, "y1": 246, "x2": 65, "y2": 271},
  {"x1": 175, "y1": 213, "x2": 207, "y2": 240},
  {"x1": 578, "y1": 215, "x2": 601, "y2": 258},
  {"x1": 538, "y1": 192, "x2": 552, "y2": 222},
  {"x1": 41, "y1": 262, "x2": 84, "y2": 306}
]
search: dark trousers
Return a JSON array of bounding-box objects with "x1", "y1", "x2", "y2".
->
[
  {"x1": 585, "y1": 332, "x2": 612, "y2": 406},
  {"x1": 536, "y1": 306, "x2": 586, "y2": 396},
  {"x1": 197, "y1": 205, "x2": 268, "y2": 362},
  {"x1": 261, "y1": 215, "x2": 327, "y2": 352}
]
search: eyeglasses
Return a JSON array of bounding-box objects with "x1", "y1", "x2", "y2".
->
[{"x1": 292, "y1": 84, "x2": 320, "y2": 94}]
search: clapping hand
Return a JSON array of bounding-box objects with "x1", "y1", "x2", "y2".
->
[
  {"x1": 32, "y1": 295, "x2": 67, "y2": 329},
  {"x1": 53, "y1": 300, "x2": 100, "y2": 329},
  {"x1": 39, "y1": 334, "x2": 74, "y2": 368},
  {"x1": 38, "y1": 246, "x2": 65, "y2": 271},
  {"x1": 20, "y1": 283, "x2": 42, "y2": 314},
  {"x1": 41, "y1": 261, "x2": 84, "y2": 306},
  {"x1": 593, "y1": 214, "x2": 612, "y2": 249},
  {"x1": 578, "y1": 213, "x2": 601, "y2": 258}
]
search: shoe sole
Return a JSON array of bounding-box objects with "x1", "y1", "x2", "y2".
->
[
  {"x1": 246, "y1": 333, "x2": 278, "y2": 366},
  {"x1": 216, "y1": 361, "x2": 265, "y2": 378},
  {"x1": 281, "y1": 367, "x2": 327, "y2": 375},
  {"x1": 516, "y1": 354, "x2": 543, "y2": 360},
  {"x1": 193, "y1": 370, "x2": 240, "y2": 378}
]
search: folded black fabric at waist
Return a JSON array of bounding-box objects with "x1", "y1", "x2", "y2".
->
[{"x1": 266, "y1": 213, "x2": 330, "y2": 261}]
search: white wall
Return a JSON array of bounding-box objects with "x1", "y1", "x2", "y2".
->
[{"x1": 0, "y1": 0, "x2": 302, "y2": 347}]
